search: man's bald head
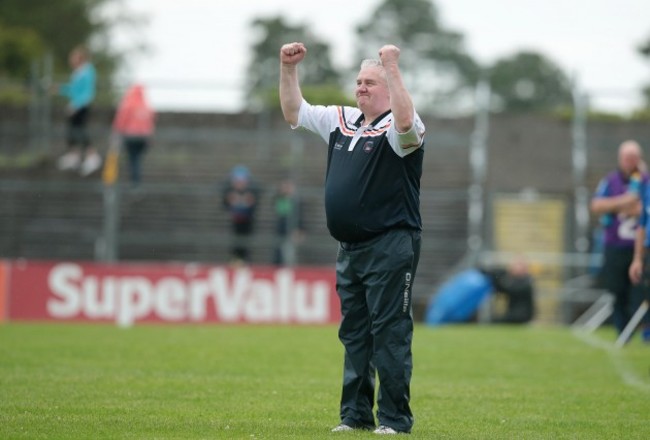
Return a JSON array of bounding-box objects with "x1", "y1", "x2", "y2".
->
[{"x1": 618, "y1": 140, "x2": 643, "y2": 175}]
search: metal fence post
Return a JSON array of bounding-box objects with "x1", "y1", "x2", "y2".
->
[
  {"x1": 467, "y1": 79, "x2": 491, "y2": 266},
  {"x1": 571, "y1": 79, "x2": 590, "y2": 254},
  {"x1": 98, "y1": 184, "x2": 120, "y2": 262},
  {"x1": 42, "y1": 53, "x2": 53, "y2": 154}
]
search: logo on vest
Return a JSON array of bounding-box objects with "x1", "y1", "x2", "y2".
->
[
  {"x1": 363, "y1": 141, "x2": 374, "y2": 153},
  {"x1": 334, "y1": 142, "x2": 344, "y2": 150}
]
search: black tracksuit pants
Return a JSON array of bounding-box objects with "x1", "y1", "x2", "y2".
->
[
  {"x1": 602, "y1": 246, "x2": 637, "y2": 333},
  {"x1": 335, "y1": 228, "x2": 421, "y2": 433}
]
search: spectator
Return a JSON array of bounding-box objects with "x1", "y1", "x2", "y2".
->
[
  {"x1": 590, "y1": 140, "x2": 647, "y2": 336},
  {"x1": 55, "y1": 45, "x2": 101, "y2": 176},
  {"x1": 221, "y1": 165, "x2": 260, "y2": 264},
  {"x1": 273, "y1": 178, "x2": 305, "y2": 266},
  {"x1": 481, "y1": 257, "x2": 535, "y2": 324},
  {"x1": 111, "y1": 84, "x2": 155, "y2": 188},
  {"x1": 627, "y1": 148, "x2": 650, "y2": 343},
  {"x1": 280, "y1": 42, "x2": 425, "y2": 435}
]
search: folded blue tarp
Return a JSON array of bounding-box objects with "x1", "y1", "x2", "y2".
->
[{"x1": 425, "y1": 269, "x2": 493, "y2": 325}]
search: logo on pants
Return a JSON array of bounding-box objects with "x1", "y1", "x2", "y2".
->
[{"x1": 403, "y1": 272, "x2": 412, "y2": 313}]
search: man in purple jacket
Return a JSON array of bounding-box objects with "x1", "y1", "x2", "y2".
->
[{"x1": 590, "y1": 140, "x2": 647, "y2": 335}]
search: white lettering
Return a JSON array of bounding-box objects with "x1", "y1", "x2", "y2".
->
[
  {"x1": 275, "y1": 269, "x2": 293, "y2": 322},
  {"x1": 210, "y1": 268, "x2": 250, "y2": 322},
  {"x1": 188, "y1": 278, "x2": 211, "y2": 320},
  {"x1": 84, "y1": 276, "x2": 117, "y2": 318},
  {"x1": 403, "y1": 272, "x2": 412, "y2": 313},
  {"x1": 246, "y1": 279, "x2": 275, "y2": 321},
  {"x1": 45, "y1": 264, "x2": 335, "y2": 325},
  {"x1": 154, "y1": 277, "x2": 187, "y2": 321},
  {"x1": 295, "y1": 281, "x2": 329, "y2": 322},
  {"x1": 117, "y1": 277, "x2": 153, "y2": 327},
  {"x1": 47, "y1": 263, "x2": 82, "y2": 317}
]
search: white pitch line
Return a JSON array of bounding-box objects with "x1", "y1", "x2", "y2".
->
[{"x1": 572, "y1": 329, "x2": 650, "y2": 393}]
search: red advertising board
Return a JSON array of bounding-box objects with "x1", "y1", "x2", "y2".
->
[
  {"x1": 5, "y1": 260, "x2": 340, "y2": 326},
  {"x1": 0, "y1": 261, "x2": 7, "y2": 322}
]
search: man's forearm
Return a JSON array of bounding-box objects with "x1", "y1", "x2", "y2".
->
[
  {"x1": 590, "y1": 192, "x2": 639, "y2": 215},
  {"x1": 634, "y1": 227, "x2": 646, "y2": 262},
  {"x1": 383, "y1": 63, "x2": 414, "y2": 133},
  {"x1": 279, "y1": 64, "x2": 303, "y2": 126}
]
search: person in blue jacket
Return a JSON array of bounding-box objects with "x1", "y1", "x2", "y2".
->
[
  {"x1": 55, "y1": 45, "x2": 101, "y2": 176},
  {"x1": 627, "y1": 151, "x2": 650, "y2": 342}
]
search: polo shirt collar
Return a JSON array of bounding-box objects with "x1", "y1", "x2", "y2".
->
[{"x1": 355, "y1": 109, "x2": 392, "y2": 128}]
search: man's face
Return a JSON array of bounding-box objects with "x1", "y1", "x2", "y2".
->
[
  {"x1": 232, "y1": 177, "x2": 249, "y2": 190},
  {"x1": 619, "y1": 148, "x2": 641, "y2": 175},
  {"x1": 355, "y1": 66, "x2": 390, "y2": 117}
]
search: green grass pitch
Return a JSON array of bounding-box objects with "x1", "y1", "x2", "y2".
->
[{"x1": 1, "y1": 323, "x2": 648, "y2": 439}]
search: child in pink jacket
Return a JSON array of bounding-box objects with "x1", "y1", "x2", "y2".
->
[{"x1": 112, "y1": 84, "x2": 155, "y2": 187}]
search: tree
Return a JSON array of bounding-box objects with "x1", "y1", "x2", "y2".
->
[
  {"x1": 0, "y1": 23, "x2": 45, "y2": 79},
  {"x1": 0, "y1": 0, "x2": 144, "y2": 100},
  {"x1": 355, "y1": 0, "x2": 480, "y2": 114},
  {"x1": 0, "y1": 22, "x2": 46, "y2": 103},
  {"x1": 487, "y1": 51, "x2": 572, "y2": 113},
  {"x1": 245, "y1": 16, "x2": 349, "y2": 111}
]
